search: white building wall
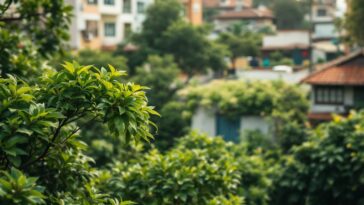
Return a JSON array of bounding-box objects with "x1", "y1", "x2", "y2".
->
[
  {"x1": 191, "y1": 107, "x2": 216, "y2": 137},
  {"x1": 66, "y1": 0, "x2": 82, "y2": 49},
  {"x1": 192, "y1": 108, "x2": 270, "y2": 138},
  {"x1": 240, "y1": 116, "x2": 270, "y2": 135}
]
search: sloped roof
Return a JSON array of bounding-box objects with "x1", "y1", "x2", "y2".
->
[
  {"x1": 203, "y1": 0, "x2": 219, "y2": 8},
  {"x1": 302, "y1": 50, "x2": 364, "y2": 85},
  {"x1": 216, "y1": 8, "x2": 273, "y2": 20}
]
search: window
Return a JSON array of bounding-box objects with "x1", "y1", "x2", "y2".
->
[
  {"x1": 317, "y1": 8, "x2": 327, "y2": 17},
  {"x1": 83, "y1": 20, "x2": 98, "y2": 40},
  {"x1": 137, "y1": 2, "x2": 145, "y2": 14},
  {"x1": 124, "y1": 23, "x2": 132, "y2": 38},
  {"x1": 87, "y1": 0, "x2": 97, "y2": 4},
  {"x1": 104, "y1": 0, "x2": 114, "y2": 5},
  {"x1": 315, "y1": 86, "x2": 344, "y2": 104},
  {"x1": 104, "y1": 22, "x2": 116, "y2": 37},
  {"x1": 123, "y1": 0, "x2": 132, "y2": 13}
]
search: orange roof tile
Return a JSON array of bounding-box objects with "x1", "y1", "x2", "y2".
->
[
  {"x1": 302, "y1": 50, "x2": 364, "y2": 85},
  {"x1": 216, "y1": 8, "x2": 273, "y2": 20}
]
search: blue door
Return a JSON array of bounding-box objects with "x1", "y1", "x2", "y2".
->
[
  {"x1": 292, "y1": 49, "x2": 302, "y2": 65},
  {"x1": 216, "y1": 115, "x2": 240, "y2": 142}
]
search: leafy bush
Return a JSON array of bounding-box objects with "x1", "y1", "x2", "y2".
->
[
  {"x1": 0, "y1": 168, "x2": 45, "y2": 205},
  {"x1": 108, "y1": 148, "x2": 241, "y2": 204},
  {"x1": 77, "y1": 50, "x2": 128, "y2": 72},
  {"x1": 0, "y1": 62, "x2": 157, "y2": 203},
  {"x1": 272, "y1": 111, "x2": 364, "y2": 205},
  {"x1": 103, "y1": 132, "x2": 273, "y2": 205}
]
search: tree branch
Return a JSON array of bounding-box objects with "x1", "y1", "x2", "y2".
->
[
  {"x1": 20, "y1": 119, "x2": 66, "y2": 169},
  {"x1": 0, "y1": 13, "x2": 46, "y2": 22}
]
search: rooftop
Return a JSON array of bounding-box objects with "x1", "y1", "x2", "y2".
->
[
  {"x1": 302, "y1": 50, "x2": 364, "y2": 85},
  {"x1": 216, "y1": 8, "x2": 273, "y2": 20},
  {"x1": 262, "y1": 30, "x2": 310, "y2": 50}
]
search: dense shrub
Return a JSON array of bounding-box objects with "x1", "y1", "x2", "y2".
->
[
  {"x1": 103, "y1": 132, "x2": 273, "y2": 205},
  {"x1": 0, "y1": 62, "x2": 157, "y2": 204},
  {"x1": 272, "y1": 111, "x2": 364, "y2": 205}
]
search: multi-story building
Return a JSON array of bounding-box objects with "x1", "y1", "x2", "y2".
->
[
  {"x1": 67, "y1": 0, "x2": 153, "y2": 50},
  {"x1": 311, "y1": 0, "x2": 338, "y2": 41},
  {"x1": 67, "y1": 0, "x2": 203, "y2": 50}
]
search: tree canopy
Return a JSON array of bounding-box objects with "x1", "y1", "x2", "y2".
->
[
  {"x1": 273, "y1": 0, "x2": 304, "y2": 29},
  {"x1": 0, "y1": 0, "x2": 72, "y2": 78},
  {"x1": 345, "y1": 0, "x2": 364, "y2": 46}
]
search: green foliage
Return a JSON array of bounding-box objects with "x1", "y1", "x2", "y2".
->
[
  {"x1": 0, "y1": 168, "x2": 45, "y2": 204},
  {"x1": 241, "y1": 130, "x2": 275, "y2": 154},
  {"x1": 128, "y1": 0, "x2": 227, "y2": 77},
  {"x1": 161, "y1": 21, "x2": 228, "y2": 76},
  {"x1": 132, "y1": 55, "x2": 180, "y2": 109},
  {"x1": 101, "y1": 132, "x2": 273, "y2": 205},
  {"x1": 207, "y1": 195, "x2": 245, "y2": 205},
  {"x1": 218, "y1": 30, "x2": 261, "y2": 68},
  {"x1": 0, "y1": 62, "x2": 157, "y2": 203},
  {"x1": 344, "y1": 0, "x2": 364, "y2": 46},
  {"x1": 273, "y1": 0, "x2": 304, "y2": 29},
  {"x1": 181, "y1": 80, "x2": 308, "y2": 119},
  {"x1": 77, "y1": 50, "x2": 128, "y2": 72},
  {"x1": 0, "y1": 0, "x2": 72, "y2": 78},
  {"x1": 272, "y1": 111, "x2": 364, "y2": 205},
  {"x1": 155, "y1": 101, "x2": 191, "y2": 150},
  {"x1": 135, "y1": 0, "x2": 183, "y2": 52},
  {"x1": 102, "y1": 133, "x2": 249, "y2": 205}
]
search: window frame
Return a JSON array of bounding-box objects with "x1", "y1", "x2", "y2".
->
[
  {"x1": 317, "y1": 8, "x2": 327, "y2": 17},
  {"x1": 104, "y1": 22, "x2": 116, "y2": 37},
  {"x1": 123, "y1": 0, "x2": 132, "y2": 13},
  {"x1": 137, "y1": 1, "x2": 145, "y2": 14},
  {"x1": 314, "y1": 86, "x2": 344, "y2": 105},
  {"x1": 87, "y1": 0, "x2": 98, "y2": 4},
  {"x1": 104, "y1": 0, "x2": 115, "y2": 5}
]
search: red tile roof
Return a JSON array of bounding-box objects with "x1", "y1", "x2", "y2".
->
[
  {"x1": 302, "y1": 50, "x2": 364, "y2": 85},
  {"x1": 203, "y1": 0, "x2": 219, "y2": 8},
  {"x1": 216, "y1": 8, "x2": 273, "y2": 20}
]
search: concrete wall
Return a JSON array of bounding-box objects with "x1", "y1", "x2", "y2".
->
[
  {"x1": 240, "y1": 116, "x2": 270, "y2": 135},
  {"x1": 191, "y1": 107, "x2": 216, "y2": 137},
  {"x1": 191, "y1": 108, "x2": 270, "y2": 138}
]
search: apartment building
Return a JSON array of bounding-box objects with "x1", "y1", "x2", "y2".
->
[
  {"x1": 67, "y1": 0, "x2": 153, "y2": 50},
  {"x1": 67, "y1": 0, "x2": 203, "y2": 50},
  {"x1": 311, "y1": 0, "x2": 338, "y2": 41}
]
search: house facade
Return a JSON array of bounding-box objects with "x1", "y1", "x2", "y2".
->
[
  {"x1": 67, "y1": 0, "x2": 153, "y2": 50},
  {"x1": 214, "y1": 7, "x2": 274, "y2": 33},
  {"x1": 262, "y1": 30, "x2": 310, "y2": 66},
  {"x1": 311, "y1": 0, "x2": 338, "y2": 41},
  {"x1": 191, "y1": 107, "x2": 270, "y2": 142},
  {"x1": 302, "y1": 50, "x2": 364, "y2": 123}
]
